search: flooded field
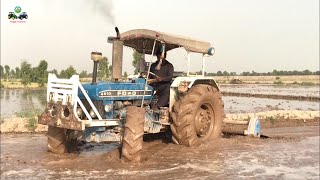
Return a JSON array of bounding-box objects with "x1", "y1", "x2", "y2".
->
[
  {"x1": 223, "y1": 96, "x2": 319, "y2": 114},
  {"x1": 1, "y1": 126, "x2": 319, "y2": 179},
  {"x1": 1, "y1": 85, "x2": 319, "y2": 118},
  {"x1": 0, "y1": 89, "x2": 46, "y2": 119},
  {"x1": 220, "y1": 84, "x2": 320, "y2": 98}
]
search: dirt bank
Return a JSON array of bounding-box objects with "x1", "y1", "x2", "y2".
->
[
  {"x1": 225, "y1": 110, "x2": 320, "y2": 121},
  {"x1": 1, "y1": 110, "x2": 319, "y2": 133},
  {"x1": 0, "y1": 117, "x2": 47, "y2": 133}
]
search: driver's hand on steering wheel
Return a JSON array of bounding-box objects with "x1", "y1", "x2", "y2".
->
[
  {"x1": 156, "y1": 76, "x2": 164, "y2": 82},
  {"x1": 147, "y1": 79, "x2": 158, "y2": 84}
]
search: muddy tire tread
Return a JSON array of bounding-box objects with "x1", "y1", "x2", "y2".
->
[
  {"x1": 121, "y1": 106, "x2": 145, "y2": 162},
  {"x1": 47, "y1": 126, "x2": 67, "y2": 154},
  {"x1": 170, "y1": 85, "x2": 225, "y2": 146}
]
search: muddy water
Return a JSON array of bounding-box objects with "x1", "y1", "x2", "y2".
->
[{"x1": 1, "y1": 126, "x2": 319, "y2": 179}]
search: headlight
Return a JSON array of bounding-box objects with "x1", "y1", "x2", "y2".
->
[
  {"x1": 104, "y1": 104, "x2": 113, "y2": 112},
  {"x1": 89, "y1": 109, "x2": 96, "y2": 118}
]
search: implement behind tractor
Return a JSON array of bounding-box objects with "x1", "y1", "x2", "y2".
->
[{"x1": 38, "y1": 28, "x2": 260, "y2": 162}]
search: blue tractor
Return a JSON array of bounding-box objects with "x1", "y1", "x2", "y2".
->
[{"x1": 38, "y1": 28, "x2": 224, "y2": 162}]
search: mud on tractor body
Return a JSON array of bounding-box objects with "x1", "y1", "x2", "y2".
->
[{"x1": 38, "y1": 28, "x2": 227, "y2": 161}]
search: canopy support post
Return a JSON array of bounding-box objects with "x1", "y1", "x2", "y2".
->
[
  {"x1": 202, "y1": 54, "x2": 205, "y2": 77},
  {"x1": 187, "y1": 52, "x2": 190, "y2": 76},
  {"x1": 141, "y1": 39, "x2": 157, "y2": 108}
]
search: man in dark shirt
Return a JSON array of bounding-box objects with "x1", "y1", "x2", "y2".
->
[{"x1": 150, "y1": 49, "x2": 174, "y2": 109}]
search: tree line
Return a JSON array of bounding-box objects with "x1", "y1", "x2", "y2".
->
[
  {"x1": 0, "y1": 57, "x2": 117, "y2": 87},
  {"x1": 194, "y1": 70, "x2": 320, "y2": 76},
  {"x1": 1, "y1": 53, "x2": 319, "y2": 87},
  {"x1": 131, "y1": 51, "x2": 319, "y2": 76}
]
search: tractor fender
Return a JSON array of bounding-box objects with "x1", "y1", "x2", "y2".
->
[
  {"x1": 169, "y1": 76, "x2": 220, "y2": 112},
  {"x1": 170, "y1": 76, "x2": 220, "y2": 90}
]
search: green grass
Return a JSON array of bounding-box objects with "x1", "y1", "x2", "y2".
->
[{"x1": 15, "y1": 108, "x2": 43, "y2": 131}]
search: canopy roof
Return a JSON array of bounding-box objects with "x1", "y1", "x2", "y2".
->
[{"x1": 119, "y1": 29, "x2": 212, "y2": 55}]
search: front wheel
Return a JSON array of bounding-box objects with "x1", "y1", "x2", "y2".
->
[
  {"x1": 47, "y1": 126, "x2": 77, "y2": 154},
  {"x1": 121, "y1": 106, "x2": 145, "y2": 162},
  {"x1": 171, "y1": 85, "x2": 224, "y2": 146}
]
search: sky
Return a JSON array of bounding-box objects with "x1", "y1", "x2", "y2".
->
[{"x1": 1, "y1": 0, "x2": 319, "y2": 74}]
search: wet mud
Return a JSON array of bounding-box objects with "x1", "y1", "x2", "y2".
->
[{"x1": 1, "y1": 126, "x2": 319, "y2": 179}]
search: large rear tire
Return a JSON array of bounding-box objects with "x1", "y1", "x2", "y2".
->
[
  {"x1": 47, "y1": 126, "x2": 77, "y2": 154},
  {"x1": 171, "y1": 85, "x2": 224, "y2": 146},
  {"x1": 121, "y1": 106, "x2": 145, "y2": 162}
]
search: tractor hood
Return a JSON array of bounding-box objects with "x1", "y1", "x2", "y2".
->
[{"x1": 78, "y1": 79, "x2": 154, "y2": 101}]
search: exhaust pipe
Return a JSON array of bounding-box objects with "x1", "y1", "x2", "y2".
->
[
  {"x1": 115, "y1": 27, "x2": 120, "y2": 39},
  {"x1": 112, "y1": 27, "x2": 123, "y2": 81}
]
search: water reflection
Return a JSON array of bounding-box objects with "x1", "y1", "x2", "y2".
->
[
  {"x1": 5, "y1": 89, "x2": 9, "y2": 101},
  {"x1": 1, "y1": 89, "x2": 46, "y2": 119}
]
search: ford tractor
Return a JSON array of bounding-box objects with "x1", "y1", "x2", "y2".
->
[{"x1": 38, "y1": 28, "x2": 225, "y2": 162}]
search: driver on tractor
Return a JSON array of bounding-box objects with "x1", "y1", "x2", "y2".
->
[{"x1": 150, "y1": 47, "x2": 174, "y2": 111}]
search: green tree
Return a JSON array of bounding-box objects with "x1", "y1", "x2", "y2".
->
[
  {"x1": 241, "y1": 71, "x2": 250, "y2": 76},
  {"x1": 59, "y1": 70, "x2": 67, "y2": 78},
  {"x1": 0, "y1": 65, "x2": 4, "y2": 79},
  {"x1": 49, "y1": 69, "x2": 58, "y2": 76},
  {"x1": 272, "y1": 70, "x2": 279, "y2": 76},
  {"x1": 30, "y1": 67, "x2": 38, "y2": 82},
  {"x1": 98, "y1": 57, "x2": 111, "y2": 81},
  {"x1": 108, "y1": 65, "x2": 112, "y2": 76},
  {"x1": 251, "y1": 70, "x2": 258, "y2": 76},
  {"x1": 36, "y1": 60, "x2": 48, "y2": 87},
  {"x1": 20, "y1": 61, "x2": 32, "y2": 86},
  {"x1": 216, "y1": 71, "x2": 223, "y2": 76},
  {"x1": 132, "y1": 51, "x2": 142, "y2": 74},
  {"x1": 230, "y1": 72, "x2": 237, "y2": 76},
  {"x1": 223, "y1": 71, "x2": 229, "y2": 76},
  {"x1": 302, "y1": 69, "x2": 312, "y2": 75},
  {"x1": 4, "y1": 65, "x2": 10, "y2": 81},
  {"x1": 9, "y1": 69, "x2": 15, "y2": 79},
  {"x1": 15, "y1": 67, "x2": 21, "y2": 79},
  {"x1": 64, "y1": 66, "x2": 77, "y2": 79},
  {"x1": 79, "y1": 70, "x2": 88, "y2": 78}
]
